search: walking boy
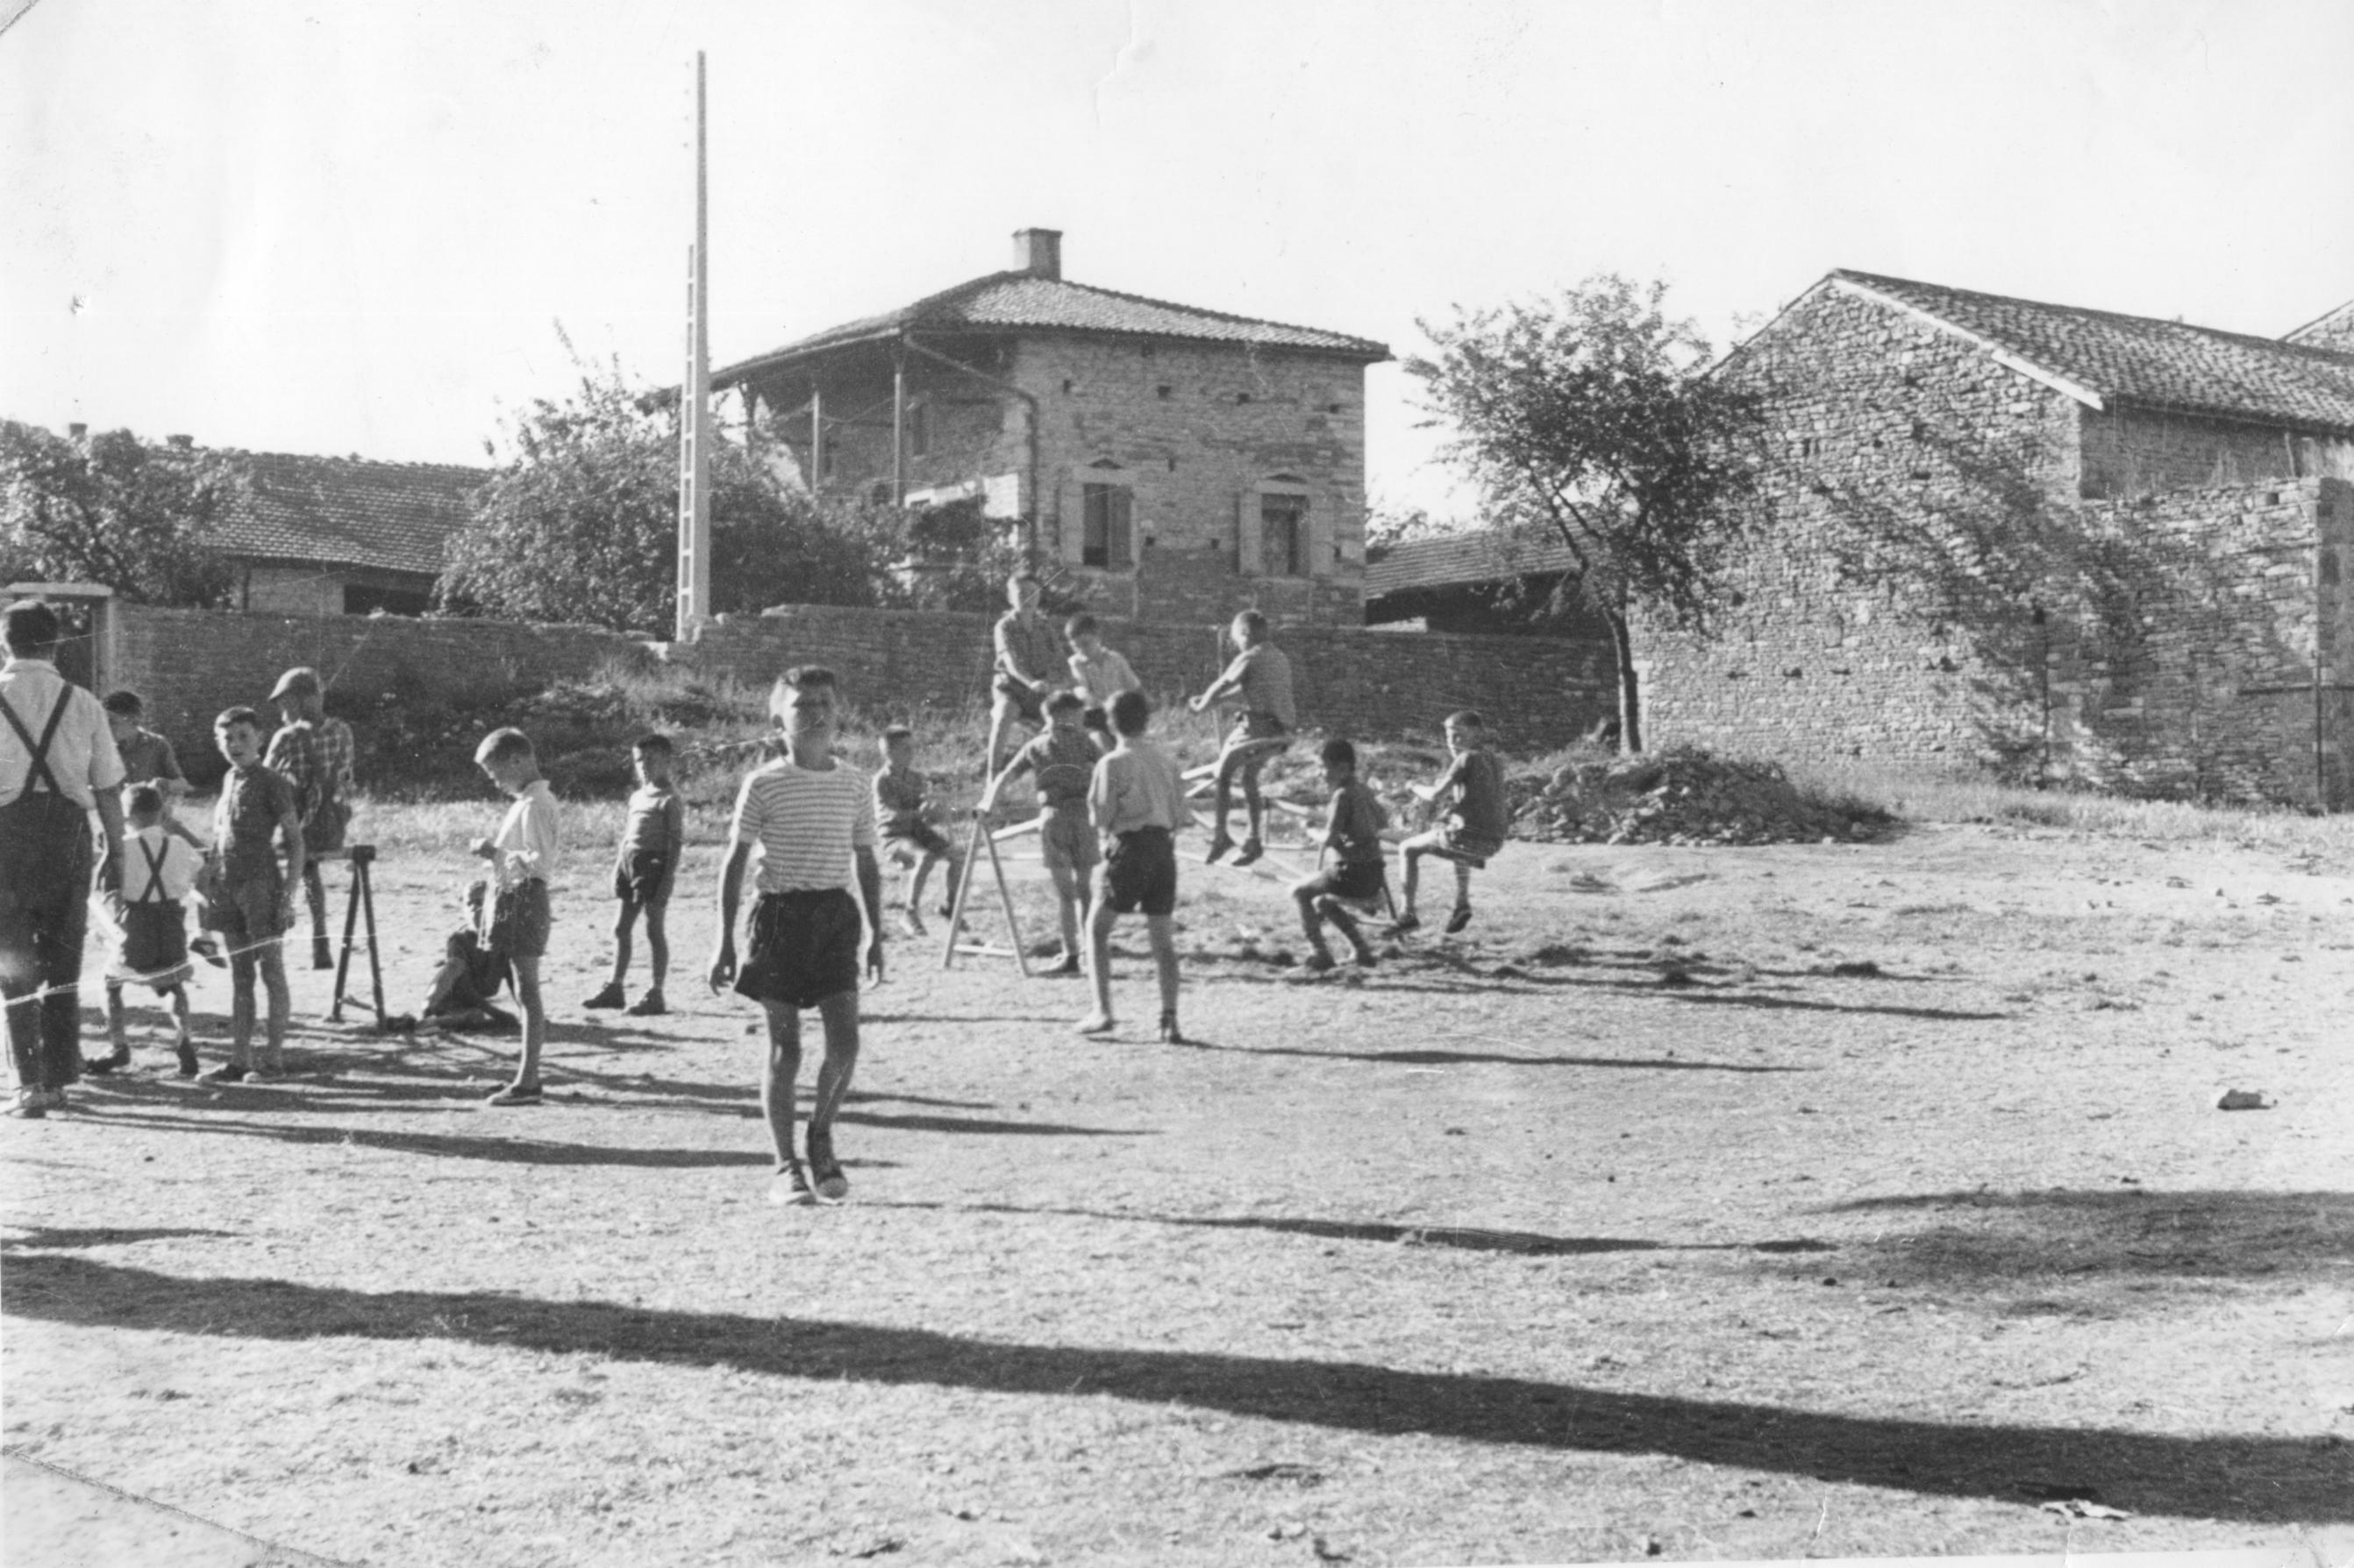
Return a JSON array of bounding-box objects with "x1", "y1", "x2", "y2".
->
[
  {"x1": 707, "y1": 667, "x2": 886, "y2": 1208},
  {"x1": 873, "y1": 725, "x2": 956, "y2": 936},
  {"x1": 980, "y1": 689, "x2": 1099, "y2": 974},
  {"x1": 472, "y1": 728, "x2": 560, "y2": 1105},
  {"x1": 987, "y1": 572, "x2": 1062, "y2": 777},
  {"x1": 1080, "y1": 690, "x2": 1186, "y2": 1042},
  {"x1": 265, "y1": 667, "x2": 356, "y2": 970},
  {"x1": 586, "y1": 734, "x2": 684, "y2": 1016},
  {"x1": 1290, "y1": 738, "x2": 1387, "y2": 972},
  {"x1": 1395, "y1": 709, "x2": 1509, "y2": 936},
  {"x1": 1188, "y1": 609, "x2": 1295, "y2": 867},
  {"x1": 91, "y1": 783, "x2": 203, "y2": 1079},
  {"x1": 1064, "y1": 612, "x2": 1141, "y2": 748},
  {"x1": 201, "y1": 707, "x2": 303, "y2": 1082}
]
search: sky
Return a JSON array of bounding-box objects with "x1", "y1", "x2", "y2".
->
[{"x1": 4, "y1": 0, "x2": 2350, "y2": 524}]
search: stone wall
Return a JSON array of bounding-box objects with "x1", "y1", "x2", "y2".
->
[
  {"x1": 682, "y1": 602, "x2": 1612, "y2": 751},
  {"x1": 2079, "y1": 405, "x2": 2354, "y2": 498}
]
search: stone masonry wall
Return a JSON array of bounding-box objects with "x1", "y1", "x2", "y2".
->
[
  {"x1": 682, "y1": 602, "x2": 1612, "y2": 751},
  {"x1": 2080, "y1": 404, "x2": 2354, "y2": 498}
]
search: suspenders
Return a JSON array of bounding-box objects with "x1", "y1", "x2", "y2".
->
[
  {"x1": 135, "y1": 837, "x2": 171, "y2": 905},
  {"x1": 0, "y1": 686, "x2": 73, "y2": 801}
]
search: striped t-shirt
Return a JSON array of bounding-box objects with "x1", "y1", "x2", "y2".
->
[{"x1": 731, "y1": 757, "x2": 877, "y2": 894}]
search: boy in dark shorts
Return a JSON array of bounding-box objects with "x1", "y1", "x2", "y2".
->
[
  {"x1": 1187, "y1": 609, "x2": 1295, "y2": 867},
  {"x1": 1291, "y1": 738, "x2": 1387, "y2": 972},
  {"x1": 980, "y1": 689, "x2": 1098, "y2": 973},
  {"x1": 1080, "y1": 690, "x2": 1186, "y2": 1042},
  {"x1": 1395, "y1": 709, "x2": 1509, "y2": 936},
  {"x1": 708, "y1": 666, "x2": 886, "y2": 1208},
  {"x1": 472, "y1": 727, "x2": 561, "y2": 1105},
  {"x1": 873, "y1": 725, "x2": 957, "y2": 936},
  {"x1": 92, "y1": 783, "x2": 203, "y2": 1078},
  {"x1": 586, "y1": 734, "x2": 685, "y2": 1016},
  {"x1": 200, "y1": 708, "x2": 303, "y2": 1082}
]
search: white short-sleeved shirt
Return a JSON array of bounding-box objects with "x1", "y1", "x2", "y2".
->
[
  {"x1": 732, "y1": 758, "x2": 876, "y2": 895},
  {"x1": 0, "y1": 659, "x2": 124, "y2": 810},
  {"x1": 491, "y1": 780, "x2": 564, "y2": 887}
]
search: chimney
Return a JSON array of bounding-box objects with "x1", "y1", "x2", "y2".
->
[
  {"x1": 66, "y1": 423, "x2": 86, "y2": 441},
  {"x1": 1012, "y1": 227, "x2": 1062, "y2": 281},
  {"x1": 168, "y1": 433, "x2": 193, "y2": 449}
]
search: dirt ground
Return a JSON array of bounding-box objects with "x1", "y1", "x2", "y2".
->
[{"x1": 4, "y1": 806, "x2": 2350, "y2": 1567}]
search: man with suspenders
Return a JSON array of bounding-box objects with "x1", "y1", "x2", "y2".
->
[{"x1": 0, "y1": 601, "x2": 126, "y2": 1117}]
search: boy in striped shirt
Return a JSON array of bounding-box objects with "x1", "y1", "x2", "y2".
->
[{"x1": 708, "y1": 666, "x2": 886, "y2": 1208}]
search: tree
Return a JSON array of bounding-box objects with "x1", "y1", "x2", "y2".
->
[
  {"x1": 0, "y1": 421, "x2": 242, "y2": 605},
  {"x1": 440, "y1": 360, "x2": 888, "y2": 631},
  {"x1": 1406, "y1": 275, "x2": 1767, "y2": 752}
]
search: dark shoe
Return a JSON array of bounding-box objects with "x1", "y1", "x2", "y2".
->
[
  {"x1": 1301, "y1": 950, "x2": 1335, "y2": 973},
  {"x1": 175, "y1": 1042, "x2": 201, "y2": 1079},
  {"x1": 1351, "y1": 948, "x2": 1380, "y2": 970},
  {"x1": 1158, "y1": 1012, "x2": 1185, "y2": 1044},
  {"x1": 1445, "y1": 903, "x2": 1474, "y2": 935},
  {"x1": 198, "y1": 1065, "x2": 249, "y2": 1085},
  {"x1": 190, "y1": 935, "x2": 226, "y2": 968},
  {"x1": 624, "y1": 989, "x2": 667, "y2": 1016},
  {"x1": 768, "y1": 1161, "x2": 817, "y2": 1207},
  {"x1": 8, "y1": 1090, "x2": 46, "y2": 1119},
  {"x1": 1230, "y1": 837, "x2": 1265, "y2": 868},
  {"x1": 1388, "y1": 913, "x2": 1422, "y2": 935},
  {"x1": 1204, "y1": 833, "x2": 1235, "y2": 866},
  {"x1": 582, "y1": 983, "x2": 626, "y2": 1010},
  {"x1": 805, "y1": 1129, "x2": 848, "y2": 1204},
  {"x1": 82, "y1": 1051, "x2": 132, "y2": 1076}
]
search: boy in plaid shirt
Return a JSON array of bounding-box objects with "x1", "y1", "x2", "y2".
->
[{"x1": 266, "y1": 666, "x2": 355, "y2": 970}]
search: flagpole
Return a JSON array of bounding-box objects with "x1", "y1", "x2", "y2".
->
[{"x1": 675, "y1": 50, "x2": 711, "y2": 641}]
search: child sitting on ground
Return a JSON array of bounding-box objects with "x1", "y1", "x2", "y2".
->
[
  {"x1": 1064, "y1": 612, "x2": 1142, "y2": 751},
  {"x1": 1290, "y1": 738, "x2": 1388, "y2": 972},
  {"x1": 1395, "y1": 709, "x2": 1508, "y2": 936},
  {"x1": 1188, "y1": 608, "x2": 1295, "y2": 867},
  {"x1": 981, "y1": 689, "x2": 1100, "y2": 975},
  {"x1": 1080, "y1": 690, "x2": 1187, "y2": 1042},
  {"x1": 199, "y1": 707, "x2": 304, "y2": 1082},
  {"x1": 873, "y1": 725, "x2": 958, "y2": 936},
  {"x1": 89, "y1": 783, "x2": 205, "y2": 1079},
  {"x1": 586, "y1": 733, "x2": 685, "y2": 1016},
  {"x1": 473, "y1": 727, "x2": 561, "y2": 1106}
]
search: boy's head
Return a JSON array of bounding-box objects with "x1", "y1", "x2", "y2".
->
[
  {"x1": 631, "y1": 732, "x2": 674, "y2": 784},
  {"x1": 214, "y1": 707, "x2": 265, "y2": 767},
  {"x1": 103, "y1": 689, "x2": 145, "y2": 745},
  {"x1": 1108, "y1": 688, "x2": 1152, "y2": 739},
  {"x1": 1230, "y1": 608, "x2": 1268, "y2": 648},
  {"x1": 1319, "y1": 738, "x2": 1358, "y2": 785},
  {"x1": 880, "y1": 723, "x2": 916, "y2": 766},
  {"x1": 123, "y1": 782, "x2": 165, "y2": 825},
  {"x1": 1442, "y1": 709, "x2": 1486, "y2": 752},
  {"x1": 270, "y1": 666, "x2": 324, "y2": 720},
  {"x1": 3, "y1": 601, "x2": 62, "y2": 660},
  {"x1": 1044, "y1": 689, "x2": 1085, "y2": 730},
  {"x1": 1007, "y1": 572, "x2": 1039, "y2": 612},
  {"x1": 769, "y1": 665, "x2": 840, "y2": 744},
  {"x1": 474, "y1": 727, "x2": 538, "y2": 792},
  {"x1": 1065, "y1": 612, "x2": 1101, "y2": 652}
]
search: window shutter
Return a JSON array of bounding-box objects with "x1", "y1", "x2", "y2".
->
[
  {"x1": 1306, "y1": 502, "x2": 1331, "y2": 580},
  {"x1": 1237, "y1": 490, "x2": 1262, "y2": 577},
  {"x1": 1059, "y1": 480, "x2": 1085, "y2": 567},
  {"x1": 1109, "y1": 489, "x2": 1134, "y2": 571}
]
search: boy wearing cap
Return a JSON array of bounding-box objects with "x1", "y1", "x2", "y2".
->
[{"x1": 265, "y1": 666, "x2": 356, "y2": 970}]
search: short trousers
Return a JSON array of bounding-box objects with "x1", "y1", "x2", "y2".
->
[
  {"x1": 613, "y1": 848, "x2": 673, "y2": 906},
  {"x1": 1422, "y1": 822, "x2": 1504, "y2": 870},
  {"x1": 1097, "y1": 826, "x2": 1177, "y2": 917},
  {"x1": 209, "y1": 868, "x2": 289, "y2": 944},
  {"x1": 884, "y1": 823, "x2": 953, "y2": 862},
  {"x1": 115, "y1": 901, "x2": 193, "y2": 990},
  {"x1": 992, "y1": 676, "x2": 1045, "y2": 726},
  {"x1": 1036, "y1": 805, "x2": 1099, "y2": 874},
  {"x1": 305, "y1": 798, "x2": 352, "y2": 855},
  {"x1": 1223, "y1": 711, "x2": 1292, "y2": 755},
  {"x1": 483, "y1": 877, "x2": 551, "y2": 961},
  {"x1": 736, "y1": 888, "x2": 863, "y2": 1009},
  {"x1": 1302, "y1": 860, "x2": 1387, "y2": 906}
]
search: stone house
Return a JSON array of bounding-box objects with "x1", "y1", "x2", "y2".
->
[
  {"x1": 1364, "y1": 531, "x2": 1609, "y2": 638},
  {"x1": 209, "y1": 447, "x2": 483, "y2": 616},
  {"x1": 1637, "y1": 270, "x2": 2354, "y2": 808},
  {"x1": 710, "y1": 229, "x2": 1390, "y2": 625}
]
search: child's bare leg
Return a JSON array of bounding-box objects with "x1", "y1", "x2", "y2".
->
[
  {"x1": 303, "y1": 863, "x2": 332, "y2": 964},
  {"x1": 906, "y1": 852, "x2": 936, "y2": 911},
  {"x1": 164, "y1": 985, "x2": 191, "y2": 1046},
  {"x1": 760, "y1": 1000, "x2": 803, "y2": 1166},
  {"x1": 607, "y1": 901, "x2": 638, "y2": 986},
  {"x1": 1400, "y1": 839, "x2": 1425, "y2": 917},
  {"x1": 1239, "y1": 757, "x2": 1269, "y2": 845},
  {"x1": 103, "y1": 981, "x2": 129, "y2": 1058},
  {"x1": 1322, "y1": 897, "x2": 1373, "y2": 961},
  {"x1": 1207, "y1": 750, "x2": 1241, "y2": 851},
  {"x1": 985, "y1": 698, "x2": 1023, "y2": 779},
  {"x1": 510, "y1": 955, "x2": 544, "y2": 1090},
  {"x1": 1291, "y1": 878, "x2": 1328, "y2": 953},
  {"x1": 228, "y1": 952, "x2": 257, "y2": 1069},
  {"x1": 808, "y1": 989, "x2": 860, "y2": 1136},
  {"x1": 1146, "y1": 914, "x2": 1180, "y2": 1021},
  {"x1": 1048, "y1": 864, "x2": 1082, "y2": 958},
  {"x1": 1453, "y1": 863, "x2": 1475, "y2": 911},
  {"x1": 258, "y1": 943, "x2": 290, "y2": 1069},
  {"x1": 1082, "y1": 895, "x2": 1118, "y2": 1025},
  {"x1": 643, "y1": 902, "x2": 669, "y2": 991}
]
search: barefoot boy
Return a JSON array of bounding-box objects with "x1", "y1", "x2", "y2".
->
[
  {"x1": 472, "y1": 728, "x2": 560, "y2": 1105},
  {"x1": 586, "y1": 734, "x2": 684, "y2": 1016},
  {"x1": 1187, "y1": 609, "x2": 1295, "y2": 867},
  {"x1": 708, "y1": 666, "x2": 886, "y2": 1208},
  {"x1": 873, "y1": 726, "x2": 957, "y2": 936},
  {"x1": 201, "y1": 707, "x2": 303, "y2": 1082},
  {"x1": 1395, "y1": 709, "x2": 1508, "y2": 936},
  {"x1": 90, "y1": 784, "x2": 204, "y2": 1079},
  {"x1": 1291, "y1": 738, "x2": 1387, "y2": 972},
  {"x1": 1080, "y1": 690, "x2": 1186, "y2": 1042},
  {"x1": 981, "y1": 689, "x2": 1098, "y2": 974}
]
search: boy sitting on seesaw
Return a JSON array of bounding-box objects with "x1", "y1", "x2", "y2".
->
[
  {"x1": 980, "y1": 689, "x2": 1099, "y2": 975},
  {"x1": 873, "y1": 725, "x2": 958, "y2": 937},
  {"x1": 1290, "y1": 738, "x2": 1387, "y2": 972},
  {"x1": 1395, "y1": 709, "x2": 1508, "y2": 936},
  {"x1": 89, "y1": 783, "x2": 206, "y2": 1079},
  {"x1": 585, "y1": 733, "x2": 684, "y2": 1016},
  {"x1": 1080, "y1": 689, "x2": 1187, "y2": 1042},
  {"x1": 1188, "y1": 608, "x2": 1295, "y2": 867}
]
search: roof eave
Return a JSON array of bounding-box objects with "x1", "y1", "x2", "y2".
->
[{"x1": 1830, "y1": 274, "x2": 2108, "y2": 411}]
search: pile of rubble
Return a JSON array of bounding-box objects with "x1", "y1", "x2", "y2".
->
[{"x1": 1509, "y1": 748, "x2": 1892, "y2": 846}]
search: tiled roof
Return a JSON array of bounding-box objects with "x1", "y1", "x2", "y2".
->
[
  {"x1": 2285, "y1": 299, "x2": 2354, "y2": 355},
  {"x1": 717, "y1": 271, "x2": 1389, "y2": 383},
  {"x1": 1365, "y1": 531, "x2": 1581, "y2": 597},
  {"x1": 210, "y1": 452, "x2": 485, "y2": 578},
  {"x1": 1830, "y1": 270, "x2": 2354, "y2": 435}
]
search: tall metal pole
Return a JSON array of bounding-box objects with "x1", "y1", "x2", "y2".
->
[{"x1": 674, "y1": 50, "x2": 712, "y2": 642}]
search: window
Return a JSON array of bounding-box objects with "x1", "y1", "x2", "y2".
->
[
  {"x1": 1082, "y1": 483, "x2": 1133, "y2": 570},
  {"x1": 1260, "y1": 494, "x2": 1307, "y2": 577}
]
